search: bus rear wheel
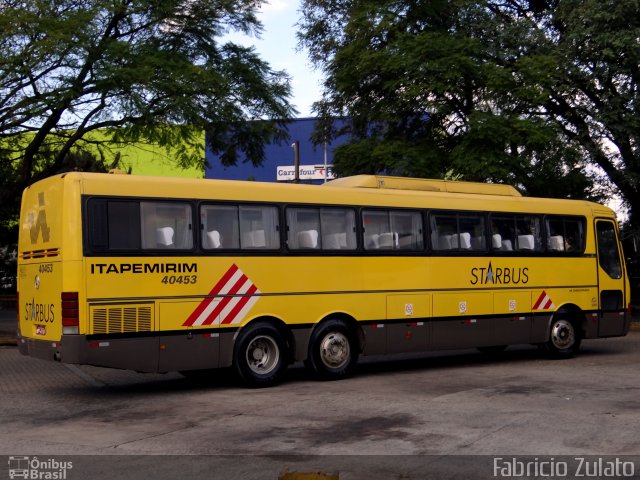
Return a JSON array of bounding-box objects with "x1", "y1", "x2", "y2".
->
[
  {"x1": 234, "y1": 322, "x2": 288, "y2": 387},
  {"x1": 307, "y1": 319, "x2": 358, "y2": 380},
  {"x1": 544, "y1": 317, "x2": 581, "y2": 358}
]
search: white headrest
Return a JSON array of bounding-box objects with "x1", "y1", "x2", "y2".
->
[
  {"x1": 549, "y1": 235, "x2": 564, "y2": 251},
  {"x1": 454, "y1": 232, "x2": 471, "y2": 249},
  {"x1": 518, "y1": 234, "x2": 534, "y2": 250},
  {"x1": 297, "y1": 229, "x2": 318, "y2": 248},
  {"x1": 156, "y1": 227, "x2": 174, "y2": 246},
  {"x1": 378, "y1": 232, "x2": 398, "y2": 248},
  {"x1": 207, "y1": 230, "x2": 221, "y2": 248}
]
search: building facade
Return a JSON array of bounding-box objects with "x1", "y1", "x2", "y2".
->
[{"x1": 205, "y1": 118, "x2": 350, "y2": 183}]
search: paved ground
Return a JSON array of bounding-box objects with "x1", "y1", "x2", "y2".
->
[{"x1": 1, "y1": 330, "x2": 639, "y2": 479}]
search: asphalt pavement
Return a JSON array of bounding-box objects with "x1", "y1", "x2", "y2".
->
[{"x1": 0, "y1": 308, "x2": 15, "y2": 345}]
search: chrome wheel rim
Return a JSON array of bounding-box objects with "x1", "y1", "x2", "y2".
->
[
  {"x1": 319, "y1": 331, "x2": 350, "y2": 369},
  {"x1": 551, "y1": 319, "x2": 575, "y2": 350},
  {"x1": 246, "y1": 335, "x2": 280, "y2": 375}
]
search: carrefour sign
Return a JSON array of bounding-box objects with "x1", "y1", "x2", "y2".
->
[{"x1": 277, "y1": 165, "x2": 335, "y2": 181}]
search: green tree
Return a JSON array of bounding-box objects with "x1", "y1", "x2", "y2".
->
[
  {"x1": 0, "y1": 0, "x2": 293, "y2": 202},
  {"x1": 299, "y1": 0, "x2": 640, "y2": 216}
]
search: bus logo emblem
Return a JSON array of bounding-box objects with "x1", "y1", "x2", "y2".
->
[
  {"x1": 28, "y1": 192, "x2": 51, "y2": 244},
  {"x1": 533, "y1": 291, "x2": 556, "y2": 310},
  {"x1": 183, "y1": 264, "x2": 260, "y2": 327}
]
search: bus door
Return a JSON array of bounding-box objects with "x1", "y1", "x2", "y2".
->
[{"x1": 595, "y1": 219, "x2": 627, "y2": 336}]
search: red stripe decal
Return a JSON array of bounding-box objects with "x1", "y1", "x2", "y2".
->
[
  {"x1": 200, "y1": 274, "x2": 249, "y2": 326},
  {"x1": 183, "y1": 264, "x2": 239, "y2": 326},
  {"x1": 532, "y1": 292, "x2": 545, "y2": 310},
  {"x1": 221, "y1": 284, "x2": 259, "y2": 325},
  {"x1": 543, "y1": 298, "x2": 554, "y2": 310}
]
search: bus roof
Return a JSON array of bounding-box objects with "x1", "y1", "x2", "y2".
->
[
  {"x1": 326, "y1": 175, "x2": 522, "y2": 197},
  {"x1": 36, "y1": 171, "x2": 610, "y2": 218}
]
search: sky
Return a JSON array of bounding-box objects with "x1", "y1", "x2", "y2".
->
[{"x1": 225, "y1": 0, "x2": 323, "y2": 118}]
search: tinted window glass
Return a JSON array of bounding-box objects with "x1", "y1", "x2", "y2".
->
[
  {"x1": 201, "y1": 205, "x2": 240, "y2": 249},
  {"x1": 546, "y1": 216, "x2": 585, "y2": 253},
  {"x1": 87, "y1": 199, "x2": 140, "y2": 251},
  {"x1": 141, "y1": 202, "x2": 193, "y2": 249},
  {"x1": 321, "y1": 208, "x2": 357, "y2": 250},
  {"x1": 287, "y1": 207, "x2": 357, "y2": 250},
  {"x1": 364, "y1": 209, "x2": 423, "y2": 251},
  {"x1": 491, "y1": 215, "x2": 542, "y2": 252},
  {"x1": 108, "y1": 201, "x2": 140, "y2": 250},
  {"x1": 239, "y1": 205, "x2": 280, "y2": 249},
  {"x1": 431, "y1": 212, "x2": 485, "y2": 251}
]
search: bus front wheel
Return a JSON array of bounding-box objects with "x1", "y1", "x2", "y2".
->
[
  {"x1": 307, "y1": 319, "x2": 358, "y2": 380},
  {"x1": 544, "y1": 317, "x2": 581, "y2": 358},
  {"x1": 234, "y1": 322, "x2": 288, "y2": 387}
]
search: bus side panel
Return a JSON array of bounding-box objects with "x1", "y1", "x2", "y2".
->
[
  {"x1": 61, "y1": 335, "x2": 160, "y2": 372},
  {"x1": 430, "y1": 292, "x2": 494, "y2": 349},
  {"x1": 491, "y1": 291, "x2": 532, "y2": 345}
]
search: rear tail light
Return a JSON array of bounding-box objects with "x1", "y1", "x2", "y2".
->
[{"x1": 61, "y1": 292, "x2": 79, "y2": 335}]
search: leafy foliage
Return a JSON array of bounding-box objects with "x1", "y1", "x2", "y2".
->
[
  {"x1": 299, "y1": 0, "x2": 640, "y2": 216},
  {"x1": 0, "y1": 0, "x2": 293, "y2": 196}
]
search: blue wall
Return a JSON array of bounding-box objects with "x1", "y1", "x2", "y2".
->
[{"x1": 205, "y1": 118, "x2": 350, "y2": 183}]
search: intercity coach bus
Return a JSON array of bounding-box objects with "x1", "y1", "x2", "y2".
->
[{"x1": 17, "y1": 172, "x2": 630, "y2": 386}]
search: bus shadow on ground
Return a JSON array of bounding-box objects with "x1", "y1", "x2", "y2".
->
[
  {"x1": 54, "y1": 340, "x2": 625, "y2": 396},
  {"x1": 65, "y1": 344, "x2": 624, "y2": 396}
]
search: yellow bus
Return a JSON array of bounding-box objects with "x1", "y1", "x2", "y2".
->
[{"x1": 17, "y1": 172, "x2": 630, "y2": 386}]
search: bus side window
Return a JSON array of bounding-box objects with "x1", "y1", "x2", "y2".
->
[
  {"x1": 287, "y1": 207, "x2": 357, "y2": 250},
  {"x1": 321, "y1": 208, "x2": 356, "y2": 250},
  {"x1": 363, "y1": 210, "x2": 388, "y2": 250},
  {"x1": 391, "y1": 211, "x2": 423, "y2": 250},
  {"x1": 239, "y1": 205, "x2": 280, "y2": 249},
  {"x1": 564, "y1": 218, "x2": 585, "y2": 253},
  {"x1": 140, "y1": 202, "x2": 193, "y2": 250},
  {"x1": 459, "y1": 215, "x2": 485, "y2": 251},
  {"x1": 430, "y1": 213, "x2": 456, "y2": 251},
  {"x1": 491, "y1": 216, "x2": 516, "y2": 252},
  {"x1": 201, "y1": 205, "x2": 240, "y2": 249},
  {"x1": 546, "y1": 216, "x2": 585, "y2": 253},
  {"x1": 431, "y1": 213, "x2": 484, "y2": 252},
  {"x1": 87, "y1": 199, "x2": 141, "y2": 251},
  {"x1": 546, "y1": 217, "x2": 565, "y2": 251},
  {"x1": 286, "y1": 208, "x2": 320, "y2": 249},
  {"x1": 515, "y1": 216, "x2": 542, "y2": 252}
]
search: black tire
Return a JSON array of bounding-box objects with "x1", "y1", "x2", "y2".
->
[
  {"x1": 307, "y1": 319, "x2": 359, "y2": 380},
  {"x1": 233, "y1": 322, "x2": 288, "y2": 387},
  {"x1": 544, "y1": 316, "x2": 582, "y2": 358}
]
